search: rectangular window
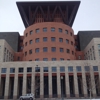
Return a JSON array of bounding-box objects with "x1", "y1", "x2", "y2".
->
[
  {"x1": 93, "y1": 66, "x2": 98, "y2": 71},
  {"x1": 25, "y1": 42, "x2": 27, "y2": 46},
  {"x1": 36, "y1": 29, "x2": 39, "y2": 33},
  {"x1": 72, "y1": 51, "x2": 74, "y2": 55},
  {"x1": 68, "y1": 66, "x2": 73, "y2": 72},
  {"x1": 43, "y1": 67, "x2": 48, "y2": 72},
  {"x1": 35, "y1": 48, "x2": 39, "y2": 53},
  {"x1": 51, "y1": 47, "x2": 56, "y2": 52},
  {"x1": 52, "y1": 67, "x2": 57, "y2": 72},
  {"x1": 43, "y1": 58, "x2": 48, "y2": 61},
  {"x1": 65, "y1": 30, "x2": 68, "y2": 34},
  {"x1": 70, "y1": 32, "x2": 72, "y2": 36},
  {"x1": 59, "y1": 28, "x2": 62, "y2": 32},
  {"x1": 52, "y1": 58, "x2": 56, "y2": 61},
  {"x1": 43, "y1": 28, "x2": 47, "y2": 32},
  {"x1": 59, "y1": 38, "x2": 63, "y2": 42},
  {"x1": 71, "y1": 41, "x2": 73, "y2": 45},
  {"x1": 43, "y1": 47, "x2": 48, "y2": 52},
  {"x1": 27, "y1": 67, "x2": 32, "y2": 72},
  {"x1": 98, "y1": 44, "x2": 100, "y2": 49},
  {"x1": 35, "y1": 58, "x2": 39, "y2": 61},
  {"x1": 78, "y1": 56, "x2": 81, "y2": 60},
  {"x1": 76, "y1": 66, "x2": 81, "y2": 71},
  {"x1": 60, "y1": 58, "x2": 64, "y2": 61},
  {"x1": 25, "y1": 52, "x2": 27, "y2": 56},
  {"x1": 35, "y1": 67, "x2": 40, "y2": 72},
  {"x1": 29, "y1": 49, "x2": 32, "y2": 54},
  {"x1": 43, "y1": 37, "x2": 47, "y2": 42},
  {"x1": 60, "y1": 48, "x2": 64, "y2": 52},
  {"x1": 66, "y1": 39, "x2": 69, "y2": 44},
  {"x1": 1, "y1": 68, "x2": 7, "y2": 73},
  {"x1": 51, "y1": 27, "x2": 55, "y2": 32},
  {"x1": 26, "y1": 33, "x2": 28, "y2": 37},
  {"x1": 35, "y1": 38, "x2": 39, "y2": 43},
  {"x1": 60, "y1": 66, "x2": 65, "y2": 72},
  {"x1": 29, "y1": 40, "x2": 33, "y2": 44},
  {"x1": 66, "y1": 49, "x2": 70, "y2": 53},
  {"x1": 84, "y1": 66, "x2": 90, "y2": 71},
  {"x1": 19, "y1": 68, "x2": 23, "y2": 72},
  {"x1": 10, "y1": 68, "x2": 15, "y2": 73},
  {"x1": 30, "y1": 30, "x2": 33, "y2": 35},
  {"x1": 51, "y1": 37, "x2": 56, "y2": 42}
]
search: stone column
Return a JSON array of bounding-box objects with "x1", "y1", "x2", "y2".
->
[
  {"x1": 40, "y1": 67, "x2": 44, "y2": 98},
  {"x1": 57, "y1": 67, "x2": 61, "y2": 98},
  {"x1": 22, "y1": 67, "x2": 27, "y2": 95},
  {"x1": 49, "y1": 67, "x2": 52, "y2": 98},
  {"x1": 82, "y1": 65, "x2": 88, "y2": 97},
  {"x1": 73, "y1": 66, "x2": 79, "y2": 98},
  {"x1": 4, "y1": 68, "x2": 10, "y2": 99},
  {"x1": 13, "y1": 67, "x2": 18, "y2": 99},
  {"x1": 65, "y1": 67, "x2": 70, "y2": 98},
  {"x1": 31, "y1": 66, "x2": 35, "y2": 94}
]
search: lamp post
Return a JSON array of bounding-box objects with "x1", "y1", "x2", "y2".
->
[{"x1": 61, "y1": 76, "x2": 64, "y2": 100}]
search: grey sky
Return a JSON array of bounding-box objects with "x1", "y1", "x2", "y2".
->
[{"x1": 0, "y1": 0, "x2": 100, "y2": 35}]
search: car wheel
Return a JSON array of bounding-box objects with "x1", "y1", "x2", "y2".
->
[
  {"x1": 20, "y1": 98, "x2": 23, "y2": 100},
  {"x1": 29, "y1": 97, "x2": 33, "y2": 100}
]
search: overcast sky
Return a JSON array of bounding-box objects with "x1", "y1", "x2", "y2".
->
[{"x1": 0, "y1": 0, "x2": 100, "y2": 35}]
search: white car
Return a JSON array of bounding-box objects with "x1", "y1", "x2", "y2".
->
[{"x1": 19, "y1": 93, "x2": 34, "y2": 100}]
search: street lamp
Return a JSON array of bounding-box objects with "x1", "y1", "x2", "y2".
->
[{"x1": 61, "y1": 76, "x2": 64, "y2": 100}]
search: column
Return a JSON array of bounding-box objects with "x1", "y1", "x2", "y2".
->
[
  {"x1": 90, "y1": 66, "x2": 96, "y2": 97},
  {"x1": 57, "y1": 67, "x2": 61, "y2": 98},
  {"x1": 31, "y1": 67, "x2": 35, "y2": 94},
  {"x1": 65, "y1": 67, "x2": 70, "y2": 98},
  {"x1": 4, "y1": 68, "x2": 10, "y2": 99},
  {"x1": 82, "y1": 65, "x2": 88, "y2": 97},
  {"x1": 40, "y1": 67, "x2": 43, "y2": 98},
  {"x1": 13, "y1": 67, "x2": 18, "y2": 99},
  {"x1": 22, "y1": 67, "x2": 27, "y2": 95},
  {"x1": 49, "y1": 67, "x2": 52, "y2": 98},
  {"x1": 73, "y1": 66, "x2": 79, "y2": 98}
]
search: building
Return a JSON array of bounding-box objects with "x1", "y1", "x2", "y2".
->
[{"x1": 0, "y1": 1, "x2": 100, "y2": 100}]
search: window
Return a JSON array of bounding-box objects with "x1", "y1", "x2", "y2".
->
[
  {"x1": 52, "y1": 58, "x2": 56, "y2": 61},
  {"x1": 35, "y1": 58, "x2": 39, "y2": 61},
  {"x1": 65, "y1": 30, "x2": 68, "y2": 34},
  {"x1": 25, "y1": 42, "x2": 27, "y2": 46},
  {"x1": 26, "y1": 33, "x2": 28, "y2": 37},
  {"x1": 52, "y1": 67, "x2": 57, "y2": 72},
  {"x1": 27, "y1": 67, "x2": 32, "y2": 72},
  {"x1": 17, "y1": 57, "x2": 20, "y2": 61},
  {"x1": 66, "y1": 49, "x2": 70, "y2": 53},
  {"x1": 51, "y1": 47, "x2": 56, "y2": 52},
  {"x1": 29, "y1": 49, "x2": 32, "y2": 54},
  {"x1": 72, "y1": 51, "x2": 74, "y2": 55},
  {"x1": 35, "y1": 67, "x2": 40, "y2": 72},
  {"x1": 60, "y1": 66, "x2": 65, "y2": 72},
  {"x1": 1, "y1": 68, "x2": 7, "y2": 73},
  {"x1": 43, "y1": 37, "x2": 47, "y2": 42},
  {"x1": 78, "y1": 56, "x2": 81, "y2": 60},
  {"x1": 98, "y1": 44, "x2": 100, "y2": 49},
  {"x1": 43, "y1": 67, "x2": 48, "y2": 72},
  {"x1": 10, "y1": 68, "x2": 15, "y2": 73},
  {"x1": 43, "y1": 28, "x2": 47, "y2": 32},
  {"x1": 66, "y1": 39, "x2": 69, "y2": 44},
  {"x1": 35, "y1": 48, "x2": 39, "y2": 53},
  {"x1": 84, "y1": 66, "x2": 90, "y2": 71},
  {"x1": 43, "y1": 47, "x2": 48, "y2": 52},
  {"x1": 59, "y1": 38, "x2": 63, "y2": 42},
  {"x1": 93, "y1": 66, "x2": 98, "y2": 71},
  {"x1": 36, "y1": 29, "x2": 39, "y2": 33},
  {"x1": 43, "y1": 58, "x2": 48, "y2": 61},
  {"x1": 51, "y1": 27, "x2": 55, "y2": 32},
  {"x1": 60, "y1": 48, "x2": 64, "y2": 52},
  {"x1": 30, "y1": 30, "x2": 33, "y2": 35},
  {"x1": 71, "y1": 41, "x2": 73, "y2": 45},
  {"x1": 68, "y1": 66, "x2": 73, "y2": 72},
  {"x1": 59, "y1": 28, "x2": 62, "y2": 32},
  {"x1": 35, "y1": 38, "x2": 39, "y2": 43},
  {"x1": 29, "y1": 40, "x2": 33, "y2": 44},
  {"x1": 70, "y1": 32, "x2": 72, "y2": 36},
  {"x1": 25, "y1": 52, "x2": 27, "y2": 56},
  {"x1": 51, "y1": 37, "x2": 56, "y2": 42},
  {"x1": 76, "y1": 66, "x2": 81, "y2": 71},
  {"x1": 19, "y1": 68, "x2": 23, "y2": 72},
  {"x1": 60, "y1": 58, "x2": 64, "y2": 61}
]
